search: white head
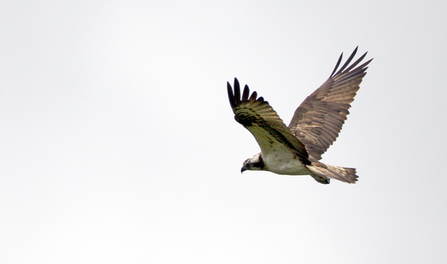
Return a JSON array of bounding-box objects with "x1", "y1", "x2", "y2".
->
[{"x1": 241, "y1": 153, "x2": 265, "y2": 173}]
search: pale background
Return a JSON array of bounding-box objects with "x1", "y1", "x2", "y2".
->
[{"x1": 1, "y1": 1, "x2": 446, "y2": 263}]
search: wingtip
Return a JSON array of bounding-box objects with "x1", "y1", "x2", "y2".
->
[
  {"x1": 227, "y1": 81, "x2": 235, "y2": 109},
  {"x1": 227, "y1": 78, "x2": 267, "y2": 107},
  {"x1": 330, "y1": 52, "x2": 344, "y2": 77},
  {"x1": 242, "y1": 84, "x2": 250, "y2": 101},
  {"x1": 330, "y1": 46, "x2": 372, "y2": 77}
]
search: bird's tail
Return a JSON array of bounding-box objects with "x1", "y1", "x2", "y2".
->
[{"x1": 307, "y1": 162, "x2": 358, "y2": 184}]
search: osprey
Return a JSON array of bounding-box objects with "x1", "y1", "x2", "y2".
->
[{"x1": 227, "y1": 47, "x2": 372, "y2": 184}]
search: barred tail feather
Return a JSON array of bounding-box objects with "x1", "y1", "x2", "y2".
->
[{"x1": 307, "y1": 162, "x2": 358, "y2": 184}]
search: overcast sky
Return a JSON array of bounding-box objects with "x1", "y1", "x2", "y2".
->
[{"x1": 1, "y1": 1, "x2": 447, "y2": 263}]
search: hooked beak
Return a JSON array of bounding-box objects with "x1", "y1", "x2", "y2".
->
[{"x1": 241, "y1": 167, "x2": 247, "y2": 173}]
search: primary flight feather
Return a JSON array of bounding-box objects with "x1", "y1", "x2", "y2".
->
[{"x1": 227, "y1": 47, "x2": 372, "y2": 184}]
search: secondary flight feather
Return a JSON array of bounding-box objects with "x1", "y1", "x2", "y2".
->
[{"x1": 227, "y1": 47, "x2": 372, "y2": 184}]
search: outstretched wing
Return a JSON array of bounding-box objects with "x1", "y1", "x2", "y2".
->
[
  {"x1": 288, "y1": 47, "x2": 372, "y2": 161},
  {"x1": 228, "y1": 78, "x2": 309, "y2": 165}
]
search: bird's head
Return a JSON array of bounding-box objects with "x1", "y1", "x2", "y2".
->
[{"x1": 241, "y1": 153, "x2": 265, "y2": 173}]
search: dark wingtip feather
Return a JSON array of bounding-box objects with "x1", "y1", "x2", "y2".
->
[
  {"x1": 329, "y1": 47, "x2": 371, "y2": 78},
  {"x1": 330, "y1": 52, "x2": 343, "y2": 77},
  {"x1": 336, "y1": 47, "x2": 358, "y2": 75},
  {"x1": 343, "y1": 51, "x2": 368, "y2": 73},
  {"x1": 242, "y1": 85, "x2": 250, "y2": 101},
  {"x1": 249, "y1": 91, "x2": 257, "y2": 101},
  {"x1": 233, "y1": 78, "x2": 241, "y2": 106},
  {"x1": 227, "y1": 81, "x2": 235, "y2": 109},
  {"x1": 227, "y1": 78, "x2": 268, "y2": 109}
]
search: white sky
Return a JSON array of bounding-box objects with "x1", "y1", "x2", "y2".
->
[{"x1": 1, "y1": 0, "x2": 447, "y2": 263}]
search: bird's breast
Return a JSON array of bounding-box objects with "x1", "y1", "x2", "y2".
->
[{"x1": 262, "y1": 151, "x2": 310, "y2": 175}]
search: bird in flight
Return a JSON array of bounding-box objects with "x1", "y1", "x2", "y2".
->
[{"x1": 227, "y1": 47, "x2": 372, "y2": 184}]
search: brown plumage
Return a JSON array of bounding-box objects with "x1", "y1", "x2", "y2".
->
[
  {"x1": 227, "y1": 47, "x2": 372, "y2": 184},
  {"x1": 289, "y1": 47, "x2": 372, "y2": 161}
]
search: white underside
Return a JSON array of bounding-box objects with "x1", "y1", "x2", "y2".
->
[
  {"x1": 246, "y1": 124, "x2": 311, "y2": 176},
  {"x1": 262, "y1": 150, "x2": 310, "y2": 175}
]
